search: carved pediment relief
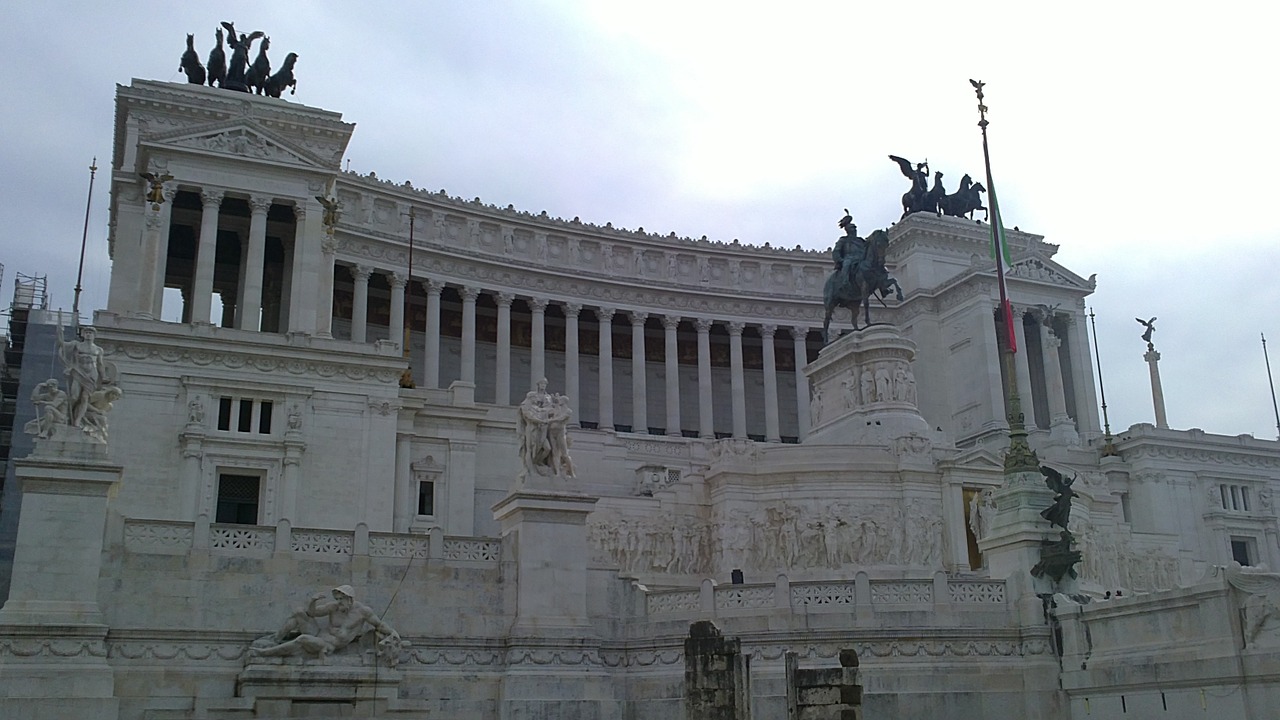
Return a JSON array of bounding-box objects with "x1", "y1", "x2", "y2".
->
[
  {"x1": 1008, "y1": 257, "x2": 1094, "y2": 290},
  {"x1": 145, "y1": 120, "x2": 332, "y2": 169}
]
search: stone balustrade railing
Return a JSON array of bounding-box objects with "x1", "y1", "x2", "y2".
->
[
  {"x1": 123, "y1": 517, "x2": 501, "y2": 565},
  {"x1": 644, "y1": 573, "x2": 1007, "y2": 619}
]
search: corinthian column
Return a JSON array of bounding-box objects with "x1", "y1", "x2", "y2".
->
[
  {"x1": 240, "y1": 195, "x2": 272, "y2": 331},
  {"x1": 761, "y1": 324, "x2": 780, "y2": 442},
  {"x1": 349, "y1": 265, "x2": 372, "y2": 343},
  {"x1": 792, "y1": 326, "x2": 810, "y2": 440},
  {"x1": 389, "y1": 272, "x2": 407, "y2": 350},
  {"x1": 663, "y1": 315, "x2": 682, "y2": 436},
  {"x1": 728, "y1": 321, "x2": 747, "y2": 439},
  {"x1": 191, "y1": 188, "x2": 223, "y2": 324},
  {"x1": 564, "y1": 303, "x2": 581, "y2": 425},
  {"x1": 495, "y1": 292, "x2": 513, "y2": 405},
  {"x1": 597, "y1": 307, "x2": 615, "y2": 430},
  {"x1": 1041, "y1": 321, "x2": 1079, "y2": 443},
  {"x1": 423, "y1": 280, "x2": 442, "y2": 388},
  {"x1": 460, "y1": 286, "x2": 479, "y2": 383},
  {"x1": 1011, "y1": 308, "x2": 1039, "y2": 429},
  {"x1": 696, "y1": 318, "x2": 715, "y2": 439},
  {"x1": 529, "y1": 297, "x2": 547, "y2": 386},
  {"x1": 630, "y1": 311, "x2": 649, "y2": 432}
]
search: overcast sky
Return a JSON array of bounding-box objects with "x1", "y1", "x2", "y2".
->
[{"x1": 4, "y1": 2, "x2": 1279, "y2": 440}]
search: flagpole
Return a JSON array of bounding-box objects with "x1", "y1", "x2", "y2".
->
[
  {"x1": 1089, "y1": 307, "x2": 1119, "y2": 456},
  {"x1": 72, "y1": 157, "x2": 98, "y2": 328},
  {"x1": 1264, "y1": 333, "x2": 1280, "y2": 440},
  {"x1": 972, "y1": 80, "x2": 1038, "y2": 474}
]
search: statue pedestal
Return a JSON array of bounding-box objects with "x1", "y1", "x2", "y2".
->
[
  {"x1": 492, "y1": 485, "x2": 599, "y2": 636},
  {"x1": 803, "y1": 325, "x2": 934, "y2": 446},
  {"x1": 978, "y1": 471, "x2": 1061, "y2": 624},
  {"x1": 0, "y1": 429, "x2": 122, "y2": 719}
]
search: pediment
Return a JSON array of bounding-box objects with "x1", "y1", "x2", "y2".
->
[
  {"x1": 1008, "y1": 254, "x2": 1095, "y2": 291},
  {"x1": 948, "y1": 447, "x2": 1006, "y2": 472},
  {"x1": 144, "y1": 120, "x2": 327, "y2": 169}
]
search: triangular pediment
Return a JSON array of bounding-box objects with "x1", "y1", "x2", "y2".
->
[
  {"x1": 144, "y1": 120, "x2": 326, "y2": 169},
  {"x1": 1008, "y1": 254, "x2": 1095, "y2": 291},
  {"x1": 947, "y1": 447, "x2": 1007, "y2": 472}
]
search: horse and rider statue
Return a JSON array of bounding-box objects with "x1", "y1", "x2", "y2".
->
[
  {"x1": 822, "y1": 210, "x2": 903, "y2": 343},
  {"x1": 889, "y1": 155, "x2": 987, "y2": 220},
  {"x1": 178, "y1": 23, "x2": 300, "y2": 98}
]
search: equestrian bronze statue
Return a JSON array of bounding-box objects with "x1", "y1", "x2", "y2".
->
[{"x1": 822, "y1": 210, "x2": 903, "y2": 343}]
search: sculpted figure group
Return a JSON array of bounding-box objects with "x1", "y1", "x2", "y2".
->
[
  {"x1": 179, "y1": 22, "x2": 299, "y2": 98},
  {"x1": 888, "y1": 155, "x2": 987, "y2": 220},
  {"x1": 26, "y1": 322, "x2": 122, "y2": 444},
  {"x1": 516, "y1": 378, "x2": 576, "y2": 482},
  {"x1": 249, "y1": 585, "x2": 406, "y2": 666}
]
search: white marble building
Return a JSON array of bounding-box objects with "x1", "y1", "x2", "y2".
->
[{"x1": 2, "y1": 78, "x2": 1279, "y2": 719}]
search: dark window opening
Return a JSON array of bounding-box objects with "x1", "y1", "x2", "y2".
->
[
  {"x1": 237, "y1": 399, "x2": 253, "y2": 432},
  {"x1": 217, "y1": 397, "x2": 232, "y2": 431},
  {"x1": 259, "y1": 400, "x2": 273, "y2": 434},
  {"x1": 216, "y1": 474, "x2": 261, "y2": 525},
  {"x1": 417, "y1": 480, "x2": 436, "y2": 517},
  {"x1": 1232, "y1": 539, "x2": 1253, "y2": 566}
]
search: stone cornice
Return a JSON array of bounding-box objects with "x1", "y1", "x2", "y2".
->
[
  {"x1": 1115, "y1": 423, "x2": 1280, "y2": 471},
  {"x1": 93, "y1": 316, "x2": 406, "y2": 386}
]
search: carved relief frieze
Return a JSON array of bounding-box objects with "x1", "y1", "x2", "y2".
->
[{"x1": 98, "y1": 339, "x2": 404, "y2": 385}]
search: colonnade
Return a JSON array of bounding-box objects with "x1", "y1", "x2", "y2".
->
[{"x1": 338, "y1": 262, "x2": 814, "y2": 441}]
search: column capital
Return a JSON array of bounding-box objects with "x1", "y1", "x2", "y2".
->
[
  {"x1": 597, "y1": 306, "x2": 616, "y2": 320},
  {"x1": 628, "y1": 310, "x2": 649, "y2": 325},
  {"x1": 760, "y1": 323, "x2": 777, "y2": 338},
  {"x1": 791, "y1": 326, "x2": 809, "y2": 341},
  {"x1": 727, "y1": 321, "x2": 746, "y2": 336},
  {"x1": 248, "y1": 195, "x2": 273, "y2": 215},
  {"x1": 200, "y1": 188, "x2": 226, "y2": 207},
  {"x1": 462, "y1": 286, "x2": 481, "y2": 302},
  {"x1": 528, "y1": 297, "x2": 549, "y2": 313},
  {"x1": 662, "y1": 314, "x2": 682, "y2": 331},
  {"x1": 389, "y1": 272, "x2": 408, "y2": 289},
  {"x1": 350, "y1": 264, "x2": 373, "y2": 283},
  {"x1": 496, "y1": 291, "x2": 515, "y2": 307},
  {"x1": 563, "y1": 302, "x2": 582, "y2": 318},
  {"x1": 425, "y1": 278, "x2": 445, "y2": 295},
  {"x1": 694, "y1": 317, "x2": 715, "y2": 334}
]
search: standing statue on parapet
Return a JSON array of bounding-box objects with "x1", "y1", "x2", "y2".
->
[
  {"x1": 821, "y1": 210, "x2": 904, "y2": 342},
  {"x1": 54, "y1": 321, "x2": 120, "y2": 439},
  {"x1": 889, "y1": 155, "x2": 935, "y2": 217},
  {"x1": 517, "y1": 378, "x2": 576, "y2": 481}
]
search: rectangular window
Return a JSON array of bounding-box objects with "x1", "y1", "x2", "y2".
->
[
  {"x1": 1221, "y1": 485, "x2": 1230, "y2": 510},
  {"x1": 417, "y1": 480, "x2": 435, "y2": 517},
  {"x1": 216, "y1": 474, "x2": 261, "y2": 525},
  {"x1": 217, "y1": 397, "x2": 233, "y2": 431},
  {"x1": 259, "y1": 400, "x2": 273, "y2": 434},
  {"x1": 237, "y1": 399, "x2": 253, "y2": 432},
  {"x1": 1231, "y1": 537, "x2": 1254, "y2": 566}
]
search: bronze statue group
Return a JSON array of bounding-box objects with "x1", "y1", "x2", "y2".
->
[{"x1": 180, "y1": 22, "x2": 298, "y2": 98}]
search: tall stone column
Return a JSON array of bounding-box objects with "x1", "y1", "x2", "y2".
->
[
  {"x1": 389, "y1": 272, "x2": 407, "y2": 350},
  {"x1": 1011, "y1": 309, "x2": 1039, "y2": 429},
  {"x1": 1145, "y1": 345, "x2": 1168, "y2": 429},
  {"x1": 977, "y1": 301, "x2": 1008, "y2": 432},
  {"x1": 792, "y1": 326, "x2": 810, "y2": 440},
  {"x1": 761, "y1": 324, "x2": 781, "y2": 442},
  {"x1": 729, "y1": 321, "x2": 747, "y2": 439},
  {"x1": 630, "y1": 311, "x2": 649, "y2": 433},
  {"x1": 138, "y1": 186, "x2": 175, "y2": 319},
  {"x1": 349, "y1": 264, "x2": 372, "y2": 343},
  {"x1": 663, "y1": 315, "x2": 682, "y2": 437},
  {"x1": 240, "y1": 195, "x2": 272, "y2": 331},
  {"x1": 564, "y1": 303, "x2": 581, "y2": 425},
  {"x1": 191, "y1": 188, "x2": 223, "y2": 324},
  {"x1": 316, "y1": 234, "x2": 337, "y2": 338},
  {"x1": 423, "y1": 280, "x2": 443, "y2": 388},
  {"x1": 460, "y1": 286, "x2": 479, "y2": 384},
  {"x1": 696, "y1": 318, "x2": 715, "y2": 439},
  {"x1": 495, "y1": 292, "x2": 513, "y2": 405},
  {"x1": 289, "y1": 199, "x2": 323, "y2": 336},
  {"x1": 1067, "y1": 313, "x2": 1102, "y2": 434},
  {"x1": 597, "y1": 307, "x2": 615, "y2": 430},
  {"x1": 1041, "y1": 324, "x2": 1079, "y2": 443},
  {"x1": 530, "y1": 297, "x2": 547, "y2": 386}
]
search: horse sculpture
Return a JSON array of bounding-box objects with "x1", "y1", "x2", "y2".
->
[
  {"x1": 937, "y1": 174, "x2": 987, "y2": 220},
  {"x1": 246, "y1": 36, "x2": 271, "y2": 95},
  {"x1": 264, "y1": 53, "x2": 299, "y2": 98},
  {"x1": 822, "y1": 229, "x2": 904, "y2": 343},
  {"x1": 206, "y1": 28, "x2": 227, "y2": 88},
  {"x1": 179, "y1": 34, "x2": 206, "y2": 85}
]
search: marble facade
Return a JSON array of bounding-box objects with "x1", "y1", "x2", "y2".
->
[{"x1": 1, "y1": 79, "x2": 1279, "y2": 719}]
